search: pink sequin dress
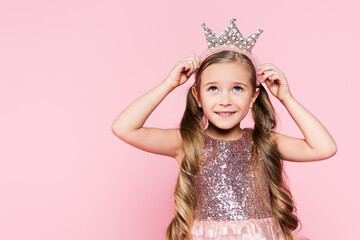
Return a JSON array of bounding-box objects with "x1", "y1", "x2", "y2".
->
[{"x1": 191, "y1": 128, "x2": 309, "y2": 240}]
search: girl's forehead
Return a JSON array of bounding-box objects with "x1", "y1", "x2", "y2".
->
[{"x1": 200, "y1": 62, "x2": 251, "y2": 85}]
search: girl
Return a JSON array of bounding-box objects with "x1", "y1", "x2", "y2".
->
[{"x1": 111, "y1": 32, "x2": 336, "y2": 240}]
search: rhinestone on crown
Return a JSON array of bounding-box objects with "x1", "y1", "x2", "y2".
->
[{"x1": 201, "y1": 18, "x2": 263, "y2": 53}]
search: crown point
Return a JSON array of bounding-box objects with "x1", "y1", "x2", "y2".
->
[{"x1": 201, "y1": 18, "x2": 262, "y2": 54}]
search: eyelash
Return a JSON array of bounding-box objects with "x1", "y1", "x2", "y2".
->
[{"x1": 208, "y1": 86, "x2": 243, "y2": 92}]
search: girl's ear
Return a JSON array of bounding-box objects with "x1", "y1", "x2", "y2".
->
[
  {"x1": 192, "y1": 86, "x2": 202, "y2": 108},
  {"x1": 250, "y1": 87, "x2": 260, "y2": 108}
]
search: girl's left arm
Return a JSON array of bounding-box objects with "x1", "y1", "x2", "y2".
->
[{"x1": 257, "y1": 63, "x2": 337, "y2": 162}]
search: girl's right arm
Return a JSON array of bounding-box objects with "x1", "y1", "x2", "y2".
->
[{"x1": 111, "y1": 54, "x2": 200, "y2": 165}]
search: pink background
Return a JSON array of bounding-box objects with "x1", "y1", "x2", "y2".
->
[{"x1": 0, "y1": 0, "x2": 359, "y2": 239}]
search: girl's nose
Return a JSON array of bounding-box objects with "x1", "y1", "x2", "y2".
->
[{"x1": 219, "y1": 93, "x2": 231, "y2": 106}]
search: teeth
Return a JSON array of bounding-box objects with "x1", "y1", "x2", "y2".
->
[{"x1": 217, "y1": 112, "x2": 234, "y2": 115}]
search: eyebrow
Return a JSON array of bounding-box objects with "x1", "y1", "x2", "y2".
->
[{"x1": 204, "y1": 81, "x2": 248, "y2": 87}]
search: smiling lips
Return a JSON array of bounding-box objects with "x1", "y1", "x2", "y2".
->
[{"x1": 215, "y1": 111, "x2": 236, "y2": 117}]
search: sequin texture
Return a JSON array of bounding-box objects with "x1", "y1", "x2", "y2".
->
[{"x1": 193, "y1": 128, "x2": 273, "y2": 221}]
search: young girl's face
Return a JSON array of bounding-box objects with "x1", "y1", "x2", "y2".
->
[{"x1": 192, "y1": 62, "x2": 259, "y2": 133}]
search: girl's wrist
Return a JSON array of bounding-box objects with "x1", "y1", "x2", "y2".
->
[
  {"x1": 161, "y1": 80, "x2": 176, "y2": 92},
  {"x1": 280, "y1": 94, "x2": 295, "y2": 105}
]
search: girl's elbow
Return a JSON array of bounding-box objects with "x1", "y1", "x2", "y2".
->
[
  {"x1": 111, "y1": 125, "x2": 125, "y2": 137},
  {"x1": 323, "y1": 143, "x2": 337, "y2": 159},
  {"x1": 329, "y1": 143, "x2": 337, "y2": 157},
  {"x1": 312, "y1": 143, "x2": 337, "y2": 161}
]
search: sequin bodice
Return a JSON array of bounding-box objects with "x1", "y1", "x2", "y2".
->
[{"x1": 193, "y1": 128, "x2": 273, "y2": 221}]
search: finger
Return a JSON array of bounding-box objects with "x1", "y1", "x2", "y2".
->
[
  {"x1": 259, "y1": 63, "x2": 277, "y2": 68},
  {"x1": 257, "y1": 65, "x2": 274, "y2": 73},
  {"x1": 182, "y1": 62, "x2": 191, "y2": 72},
  {"x1": 260, "y1": 69, "x2": 284, "y2": 79},
  {"x1": 186, "y1": 60, "x2": 195, "y2": 77},
  {"x1": 262, "y1": 70, "x2": 285, "y2": 80},
  {"x1": 188, "y1": 60, "x2": 195, "y2": 76},
  {"x1": 260, "y1": 70, "x2": 273, "y2": 78},
  {"x1": 192, "y1": 54, "x2": 200, "y2": 68},
  {"x1": 191, "y1": 58, "x2": 197, "y2": 71},
  {"x1": 258, "y1": 65, "x2": 283, "y2": 75},
  {"x1": 262, "y1": 78, "x2": 273, "y2": 88},
  {"x1": 258, "y1": 63, "x2": 272, "y2": 68},
  {"x1": 193, "y1": 54, "x2": 200, "y2": 67},
  {"x1": 187, "y1": 54, "x2": 200, "y2": 68},
  {"x1": 190, "y1": 55, "x2": 199, "y2": 69},
  {"x1": 261, "y1": 71, "x2": 276, "y2": 82},
  {"x1": 262, "y1": 73, "x2": 286, "y2": 85},
  {"x1": 274, "y1": 74, "x2": 287, "y2": 84},
  {"x1": 182, "y1": 58, "x2": 193, "y2": 72},
  {"x1": 187, "y1": 55, "x2": 197, "y2": 68},
  {"x1": 257, "y1": 65, "x2": 272, "y2": 74}
]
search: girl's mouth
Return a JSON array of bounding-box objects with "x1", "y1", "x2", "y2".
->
[{"x1": 215, "y1": 112, "x2": 236, "y2": 117}]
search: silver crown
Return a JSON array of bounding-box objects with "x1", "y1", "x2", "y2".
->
[{"x1": 201, "y1": 18, "x2": 263, "y2": 53}]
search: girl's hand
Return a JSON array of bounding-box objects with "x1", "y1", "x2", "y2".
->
[
  {"x1": 164, "y1": 54, "x2": 200, "y2": 89},
  {"x1": 257, "y1": 63, "x2": 293, "y2": 102}
]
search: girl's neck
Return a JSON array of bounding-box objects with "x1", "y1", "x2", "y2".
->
[{"x1": 205, "y1": 124, "x2": 244, "y2": 141}]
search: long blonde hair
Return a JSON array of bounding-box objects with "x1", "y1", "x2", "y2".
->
[{"x1": 165, "y1": 50, "x2": 302, "y2": 240}]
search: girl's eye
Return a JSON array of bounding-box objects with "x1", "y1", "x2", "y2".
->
[
  {"x1": 209, "y1": 86, "x2": 218, "y2": 92},
  {"x1": 234, "y1": 86, "x2": 243, "y2": 92},
  {"x1": 208, "y1": 86, "x2": 243, "y2": 92}
]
